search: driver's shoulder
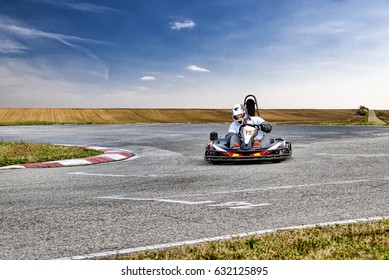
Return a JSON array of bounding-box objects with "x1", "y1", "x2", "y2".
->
[{"x1": 249, "y1": 116, "x2": 264, "y2": 123}]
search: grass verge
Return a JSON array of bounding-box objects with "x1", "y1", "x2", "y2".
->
[
  {"x1": 0, "y1": 141, "x2": 102, "y2": 167},
  {"x1": 109, "y1": 219, "x2": 389, "y2": 260}
]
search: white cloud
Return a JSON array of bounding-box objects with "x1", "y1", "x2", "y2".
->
[
  {"x1": 33, "y1": 0, "x2": 122, "y2": 14},
  {"x1": 0, "y1": 22, "x2": 106, "y2": 61},
  {"x1": 170, "y1": 20, "x2": 195, "y2": 30},
  {"x1": 0, "y1": 36, "x2": 29, "y2": 53},
  {"x1": 0, "y1": 22, "x2": 104, "y2": 45},
  {"x1": 140, "y1": 75, "x2": 156, "y2": 81},
  {"x1": 186, "y1": 65, "x2": 210, "y2": 72},
  {"x1": 298, "y1": 21, "x2": 348, "y2": 35}
]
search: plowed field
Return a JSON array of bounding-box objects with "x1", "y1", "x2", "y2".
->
[{"x1": 0, "y1": 108, "x2": 368, "y2": 124}]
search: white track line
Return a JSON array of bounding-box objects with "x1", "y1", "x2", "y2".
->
[
  {"x1": 100, "y1": 177, "x2": 389, "y2": 201},
  {"x1": 182, "y1": 177, "x2": 389, "y2": 197},
  {"x1": 317, "y1": 153, "x2": 389, "y2": 158},
  {"x1": 69, "y1": 172, "x2": 128, "y2": 177},
  {"x1": 59, "y1": 215, "x2": 389, "y2": 260},
  {"x1": 69, "y1": 172, "x2": 170, "y2": 178}
]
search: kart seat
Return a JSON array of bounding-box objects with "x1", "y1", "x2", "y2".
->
[
  {"x1": 244, "y1": 94, "x2": 260, "y2": 117},
  {"x1": 246, "y1": 99, "x2": 256, "y2": 116}
]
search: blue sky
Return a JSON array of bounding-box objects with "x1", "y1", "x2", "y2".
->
[{"x1": 1, "y1": 0, "x2": 389, "y2": 109}]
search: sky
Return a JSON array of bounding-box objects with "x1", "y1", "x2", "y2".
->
[{"x1": 1, "y1": 0, "x2": 389, "y2": 109}]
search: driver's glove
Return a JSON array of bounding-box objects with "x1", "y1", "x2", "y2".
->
[{"x1": 260, "y1": 122, "x2": 272, "y2": 133}]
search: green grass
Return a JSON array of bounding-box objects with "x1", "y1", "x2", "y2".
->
[
  {"x1": 0, "y1": 141, "x2": 102, "y2": 167},
  {"x1": 110, "y1": 219, "x2": 389, "y2": 260}
]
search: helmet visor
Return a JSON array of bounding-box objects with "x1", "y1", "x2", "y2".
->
[{"x1": 233, "y1": 113, "x2": 244, "y2": 121}]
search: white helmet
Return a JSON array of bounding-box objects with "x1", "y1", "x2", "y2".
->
[{"x1": 231, "y1": 103, "x2": 248, "y2": 125}]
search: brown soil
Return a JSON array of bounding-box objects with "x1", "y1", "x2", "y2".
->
[
  {"x1": 374, "y1": 110, "x2": 389, "y2": 123},
  {"x1": 0, "y1": 108, "x2": 368, "y2": 124}
]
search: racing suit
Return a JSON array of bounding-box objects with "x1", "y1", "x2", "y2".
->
[{"x1": 226, "y1": 116, "x2": 272, "y2": 148}]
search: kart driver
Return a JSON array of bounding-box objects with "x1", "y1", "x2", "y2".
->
[{"x1": 226, "y1": 103, "x2": 272, "y2": 149}]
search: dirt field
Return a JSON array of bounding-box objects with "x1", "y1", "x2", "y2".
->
[
  {"x1": 375, "y1": 110, "x2": 389, "y2": 123},
  {"x1": 0, "y1": 108, "x2": 371, "y2": 125}
]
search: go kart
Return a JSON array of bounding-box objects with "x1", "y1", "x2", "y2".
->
[{"x1": 204, "y1": 95, "x2": 292, "y2": 163}]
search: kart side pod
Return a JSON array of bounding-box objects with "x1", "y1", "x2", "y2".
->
[{"x1": 210, "y1": 131, "x2": 218, "y2": 141}]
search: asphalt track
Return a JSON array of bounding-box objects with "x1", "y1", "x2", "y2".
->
[{"x1": 0, "y1": 124, "x2": 389, "y2": 260}]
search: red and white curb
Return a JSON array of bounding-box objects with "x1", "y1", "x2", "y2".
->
[{"x1": 0, "y1": 146, "x2": 135, "y2": 169}]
